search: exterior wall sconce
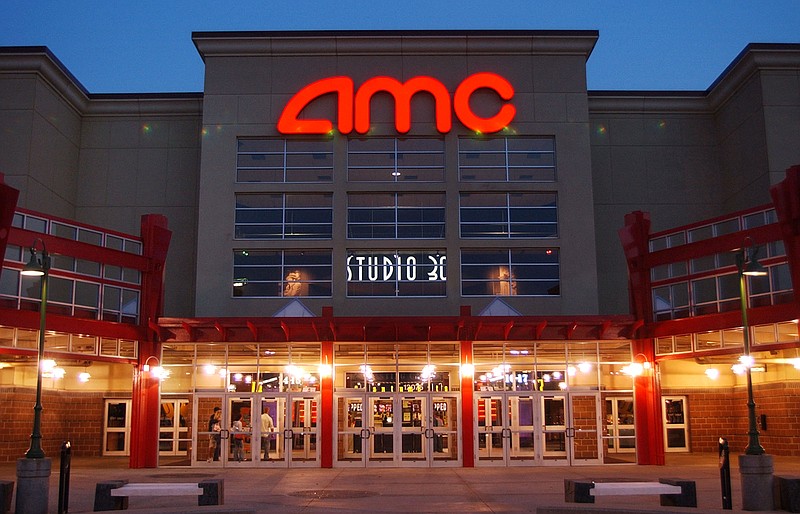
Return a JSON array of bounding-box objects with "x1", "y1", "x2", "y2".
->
[
  {"x1": 318, "y1": 357, "x2": 332, "y2": 378},
  {"x1": 622, "y1": 353, "x2": 651, "y2": 377},
  {"x1": 142, "y1": 356, "x2": 169, "y2": 380}
]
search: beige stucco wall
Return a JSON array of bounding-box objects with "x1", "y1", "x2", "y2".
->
[
  {"x1": 0, "y1": 50, "x2": 202, "y2": 317},
  {"x1": 193, "y1": 32, "x2": 601, "y2": 318}
]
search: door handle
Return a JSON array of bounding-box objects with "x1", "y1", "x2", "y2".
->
[
  {"x1": 283, "y1": 428, "x2": 293, "y2": 440},
  {"x1": 220, "y1": 429, "x2": 230, "y2": 440},
  {"x1": 501, "y1": 428, "x2": 512, "y2": 439},
  {"x1": 424, "y1": 428, "x2": 435, "y2": 439},
  {"x1": 566, "y1": 427, "x2": 575, "y2": 438},
  {"x1": 361, "y1": 428, "x2": 372, "y2": 439}
]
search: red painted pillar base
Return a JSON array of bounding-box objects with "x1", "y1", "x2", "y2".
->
[
  {"x1": 460, "y1": 340, "x2": 474, "y2": 468},
  {"x1": 320, "y1": 341, "x2": 334, "y2": 468},
  {"x1": 129, "y1": 342, "x2": 161, "y2": 468},
  {"x1": 632, "y1": 339, "x2": 664, "y2": 465}
]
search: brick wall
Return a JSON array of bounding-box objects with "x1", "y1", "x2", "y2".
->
[
  {"x1": 0, "y1": 386, "x2": 106, "y2": 462},
  {"x1": 664, "y1": 382, "x2": 800, "y2": 456}
]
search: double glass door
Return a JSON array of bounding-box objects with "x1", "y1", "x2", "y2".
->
[
  {"x1": 193, "y1": 392, "x2": 319, "y2": 467},
  {"x1": 335, "y1": 393, "x2": 459, "y2": 467},
  {"x1": 476, "y1": 392, "x2": 600, "y2": 466}
]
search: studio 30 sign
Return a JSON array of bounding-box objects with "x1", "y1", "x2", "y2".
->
[{"x1": 278, "y1": 73, "x2": 515, "y2": 135}]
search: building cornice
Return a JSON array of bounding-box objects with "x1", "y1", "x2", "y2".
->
[
  {"x1": 588, "y1": 91, "x2": 710, "y2": 115},
  {"x1": 0, "y1": 47, "x2": 203, "y2": 117},
  {"x1": 192, "y1": 30, "x2": 599, "y2": 59},
  {"x1": 0, "y1": 47, "x2": 90, "y2": 115},
  {"x1": 706, "y1": 43, "x2": 800, "y2": 111},
  {"x1": 588, "y1": 44, "x2": 800, "y2": 115}
]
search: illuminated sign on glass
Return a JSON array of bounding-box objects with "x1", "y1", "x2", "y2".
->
[
  {"x1": 278, "y1": 73, "x2": 515, "y2": 135},
  {"x1": 346, "y1": 252, "x2": 446, "y2": 283}
]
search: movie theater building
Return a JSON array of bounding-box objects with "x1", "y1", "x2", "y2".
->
[{"x1": 1, "y1": 31, "x2": 799, "y2": 469}]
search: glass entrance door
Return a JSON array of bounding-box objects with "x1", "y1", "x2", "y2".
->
[
  {"x1": 287, "y1": 394, "x2": 319, "y2": 465},
  {"x1": 336, "y1": 395, "x2": 367, "y2": 465},
  {"x1": 335, "y1": 393, "x2": 460, "y2": 467},
  {"x1": 477, "y1": 394, "x2": 537, "y2": 465},
  {"x1": 430, "y1": 395, "x2": 459, "y2": 465},
  {"x1": 476, "y1": 392, "x2": 600, "y2": 466},
  {"x1": 257, "y1": 394, "x2": 320, "y2": 467},
  {"x1": 399, "y1": 396, "x2": 426, "y2": 465},
  {"x1": 158, "y1": 399, "x2": 189, "y2": 457},
  {"x1": 368, "y1": 395, "x2": 395, "y2": 464},
  {"x1": 194, "y1": 394, "x2": 227, "y2": 466},
  {"x1": 227, "y1": 396, "x2": 254, "y2": 464},
  {"x1": 476, "y1": 395, "x2": 505, "y2": 463},
  {"x1": 541, "y1": 394, "x2": 568, "y2": 464},
  {"x1": 663, "y1": 396, "x2": 689, "y2": 452},
  {"x1": 604, "y1": 396, "x2": 635, "y2": 460},
  {"x1": 508, "y1": 395, "x2": 537, "y2": 465}
]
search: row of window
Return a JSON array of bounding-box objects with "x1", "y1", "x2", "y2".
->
[
  {"x1": 234, "y1": 192, "x2": 558, "y2": 240},
  {"x1": 652, "y1": 263, "x2": 792, "y2": 321},
  {"x1": 14, "y1": 212, "x2": 143, "y2": 256},
  {"x1": 0, "y1": 267, "x2": 141, "y2": 324},
  {"x1": 236, "y1": 136, "x2": 556, "y2": 183},
  {"x1": 655, "y1": 321, "x2": 799, "y2": 355},
  {"x1": 0, "y1": 325, "x2": 137, "y2": 358},
  {"x1": 232, "y1": 248, "x2": 559, "y2": 298}
]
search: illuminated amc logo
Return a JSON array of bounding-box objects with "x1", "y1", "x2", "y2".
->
[
  {"x1": 346, "y1": 253, "x2": 447, "y2": 282},
  {"x1": 278, "y1": 73, "x2": 515, "y2": 135}
]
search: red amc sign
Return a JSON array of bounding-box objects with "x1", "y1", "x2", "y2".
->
[{"x1": 277, "y1": 73, "x2": 515, "y2": 135}]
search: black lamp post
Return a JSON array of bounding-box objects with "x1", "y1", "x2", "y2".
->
[
  {"x1": 735, "y1": 240, "x2": 766, "y2": 456},
  {"x1": 20, "y1": 239, "x2": 50, "y2": 459}
]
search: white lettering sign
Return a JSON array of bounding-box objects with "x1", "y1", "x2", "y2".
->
[{"x1": 347, "y1": 253, "x2": 446, "y2": 283}]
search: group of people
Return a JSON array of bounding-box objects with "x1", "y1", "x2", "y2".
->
[{"x1": 207, "y1": 407, "x2": 275, "y2": 462}]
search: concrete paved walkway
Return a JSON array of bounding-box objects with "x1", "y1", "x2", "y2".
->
[{"x1": 2, "y1": 453, "x2": 798, "y2": 513}]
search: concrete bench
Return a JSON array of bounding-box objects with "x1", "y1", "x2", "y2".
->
[
  {"x1": 565, "y1": 478, "x2": 696, "y2": 507},
  {"x1": 94, "y1": 478, "x2": 223, "y2": 511},
  {"x1": 774, "y1": 475, "x2": 800, "y2": 513}
]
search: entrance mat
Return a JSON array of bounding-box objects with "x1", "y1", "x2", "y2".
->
[
  {"x1": 289, "y1": 490, "x2": 378, "y2": 499},
  {"x1": 147, "y1": 473, "x2": 218, "y2": 479}
]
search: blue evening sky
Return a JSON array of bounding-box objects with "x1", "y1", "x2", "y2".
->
[{"x1": 1, "y1": 1, "x2": 798, "y2": 93}]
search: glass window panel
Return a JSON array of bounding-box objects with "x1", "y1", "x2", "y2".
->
[
  {"x1": 692, "y1": 277, "x2": 717, "y2": 304},
  {"x1": 674, "y1": 335, "x2": 692, "y2": 352},
  {"x1": 48, "y1": 277, "x2": 74, "y2": 304},
  {"x1": 0, "y1": 268, "x2": 19, "y2": 297},
  {"x1": 50, "y1": 222, "x2": 77, "y2": 239},
  {"x1": 690, "y1": 255, "x2": 716, "y2": 273},
  {"x1": 714, "y1": 219, "x2": 740, "y2": 236},
  {"x1": 743, "y1": 212, "x2": 767, "y2": 229},
  {"x1": 717, "y1": 273, "x2": 740, "y2": 301},
  {"x1": 688, "y1": 225, "x2": 713, "y2": 242},
  {"x1": 75, "y1": 281, "x2": 100, "y2": 308},
  {"x1": 695, "y1": 331, "x2": 722, "y2": 350},
  {"x1": 100, "y1": 338, "x2": 118, "y2": 356}
]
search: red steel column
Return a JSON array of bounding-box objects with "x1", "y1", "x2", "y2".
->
[
  {"x1": 770, "y1": 165, "x2": 800, "y2": 300},
  {"x1": 460, "y1": 339, "x2": 474, "y2": 467},
  {"x1": 320, "y1": 340, "x2": 334, "y2": 468},
  {"x1": 619, "y1": 211, "x2": 664, "y2": 465},
  {"x1": 632, "y1": 339, "x2": 664, "y2": 465},
  {"x1": 0, "y1": 175, "x2": 20, "y2": 276},
  {"x1": 130, "y1": 215, "x2": 171, "y2": 468}
]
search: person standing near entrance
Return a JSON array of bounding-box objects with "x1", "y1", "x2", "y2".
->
[
  {"x1": 231, "y1": 413, "x2": 245, "y2": 461},
  {"x1": 208, "y1": 407, "x2": 221, "y2": 462},
  {"x1": 261, "y1": 408, "x2": 274, "y2": 460}
]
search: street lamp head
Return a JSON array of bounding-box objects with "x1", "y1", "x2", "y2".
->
[
  {"x1": 736, "y1": 238, "x2": 768, "y2": 277},
  {"x1": 20, "y1": 240, "x2": 50, "y2": 277},
  {"x1": 742, "y1": 257, "x2": 767, "y2": 277}
]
